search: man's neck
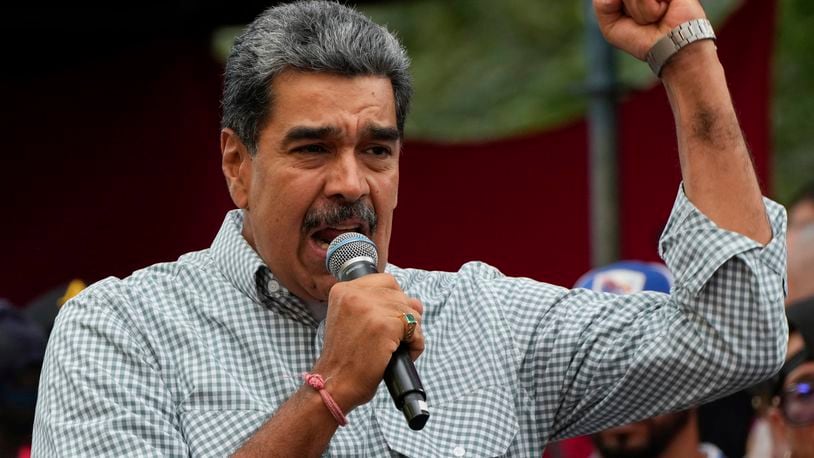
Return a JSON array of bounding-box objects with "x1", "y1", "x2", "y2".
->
[{"x1": 304, "y1": 299, "x2": 328, "y2": 322}]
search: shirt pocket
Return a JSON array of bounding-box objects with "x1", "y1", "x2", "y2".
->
[
  {"x1": 179, "y1": 408, "x2": 269, "y2": 457},
  {"x1": 177, "y1": 379, "x2": 272, "y2": 456},
  {"x1": 375, "y1": 385, "x2": 519, "y2": 457}
]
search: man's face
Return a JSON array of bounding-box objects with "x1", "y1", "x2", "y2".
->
[
  {"x1": 790, "y1": 199, "x2": 814, "y2": 233},
  {"x1": 769, "y1": 332, "x2": 814, "y2": 458},
  {"x1": 592, "y1": 411, "x2": 691, "y2": 458},
  {"x1": 222, "y1": 71, "x2": 400, "y2": 302}
]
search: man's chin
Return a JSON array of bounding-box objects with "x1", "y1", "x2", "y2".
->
[{"x1": 308, "y1": 273, "x2": 338, "y2": 302}]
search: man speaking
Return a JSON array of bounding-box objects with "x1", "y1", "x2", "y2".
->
[{"x1": 33, "y1": 0, "x2": 788, "y2": 456}]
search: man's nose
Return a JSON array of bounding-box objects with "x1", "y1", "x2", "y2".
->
[{"x1": 324, "y1": 151, "x2": 369, "y2": 202}]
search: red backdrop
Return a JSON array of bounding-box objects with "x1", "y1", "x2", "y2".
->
[
  {"x1": 390, "y1": 0, "x2": 775, "y2": 283},
  {"x1": 0, "y1": 0, "x2": 775, "y2": 306}
]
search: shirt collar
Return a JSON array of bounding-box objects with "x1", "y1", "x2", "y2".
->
[{"x1": 210, "y1": 209, "x2": 319, "y2": 327}]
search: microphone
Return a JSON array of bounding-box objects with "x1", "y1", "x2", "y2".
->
[{"x1": 326, "y1": 232, "x2": 429, "y2": 431}]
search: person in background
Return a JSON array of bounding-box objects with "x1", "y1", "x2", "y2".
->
[
  {"x1": 764, "y1": 300, "x2": 814, "y2": 458},
  {"x1": 788, "y1": 181, "x2": 814, "y2": 233},
  {"x1": 0, "y1": 281, "x2": 83, "y2": 458},
  {"x1": 0, "y1": 300, "x2": 46, "y2": 458},
  {"x1": 747, "y1": 186, "x2": 814, "y2": 457},
  {"x1": 593, "y1": 408, "x2": 723, "y2": 458},
  {"x1": 787, "y1": 221, "x2": 814, "y2": 307},
  {"x1": 760, "y1": 186, "x2": 814, "y2": 457},
  {"x1": 787, "y1": 180, "x2": 814, "y2": 307}
]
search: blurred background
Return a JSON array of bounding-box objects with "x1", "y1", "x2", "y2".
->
[
  {"x1": 1, "y1": 0, "x2": 811, "y2": 456},
  {"x1": 3, "y1": 0, "x2": 811, "y2": 307}
]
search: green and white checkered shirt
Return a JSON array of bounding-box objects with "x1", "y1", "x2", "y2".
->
[{"x1": 33, "y1": 188, "x2": 788, "y2": 457}]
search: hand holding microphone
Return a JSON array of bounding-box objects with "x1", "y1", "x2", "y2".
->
[{"x1": 316, "y1": 233, "x2": 429, "y2": 430}]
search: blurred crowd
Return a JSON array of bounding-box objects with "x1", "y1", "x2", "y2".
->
[
  {"x1": 1, "y1": 280, "x2": 85, "y2": 457},
  {"x1": 2, "y1": 182, "x2": 813, "y2": 457}
]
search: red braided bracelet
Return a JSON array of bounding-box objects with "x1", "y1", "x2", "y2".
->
[{"x1": 302, "y1": 372, "x2": 348, "y2": 426}]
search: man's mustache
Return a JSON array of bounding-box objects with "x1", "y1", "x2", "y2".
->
[{"x1": 302, "y1": 200, "x2": 378, "y2": 235}]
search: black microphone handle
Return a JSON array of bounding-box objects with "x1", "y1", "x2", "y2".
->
[
  {"x1": 385, "y1": 344, "x2": 429, "y2": 430},
  {"x1": 337, "y1": 259, "x2": 429, "y2": 431}
]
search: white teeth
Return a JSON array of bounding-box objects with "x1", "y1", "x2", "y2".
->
[{"x1": 318, "y1": 241, "x2": 329, "y2": 250}]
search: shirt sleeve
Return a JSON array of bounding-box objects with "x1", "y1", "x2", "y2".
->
[
  {"x1": 507, "y1": 185, "x2": 788, "y2": 440},
  {"x1": 32, "y1": 282, "x2": 189, "y2": 457}
]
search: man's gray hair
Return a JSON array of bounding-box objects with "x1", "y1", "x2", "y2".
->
[{"x1": 222, "y1": 0, "x2": 412, "y2": 154}]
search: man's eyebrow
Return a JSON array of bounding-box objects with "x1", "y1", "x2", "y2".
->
[
  {"x1": 282, "y1": 126, "x2": 341, "y2": 146},
  {"x1": 281, "y1": 124, "x2": 400, "y2": 147},
  {"x1": 363, "y1": 125, "x2": 400, "y2": 142}
]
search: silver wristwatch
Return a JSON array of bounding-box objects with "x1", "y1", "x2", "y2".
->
[{"x1": 645, "y1": 18, "x2": 716, "y2": 77}]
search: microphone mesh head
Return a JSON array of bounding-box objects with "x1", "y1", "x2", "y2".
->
[{"x1": 326, "y1": 232, "x2": 379, "y2": 278}]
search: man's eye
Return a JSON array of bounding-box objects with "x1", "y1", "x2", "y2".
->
[
  {"x1": 785, "y1": 381, "x2": 814, "y2": 400},
  {"x1": 366, "y1": 146, "x2": 392, "y2": 157},
  {"x1": 294, "y1": 144, "x2": 328, "y2": 154}
]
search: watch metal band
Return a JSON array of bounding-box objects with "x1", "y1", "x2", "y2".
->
[{"x1": 646, "y1": 18, "x2": 716, "y2": 77}]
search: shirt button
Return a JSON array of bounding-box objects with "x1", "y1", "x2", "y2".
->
[
  {"x1": 452, "y1": 446, "x2": 465, "y2": 457},
  {"x1": 267, "y1": 279, "x2": 281, "y2": 293}
]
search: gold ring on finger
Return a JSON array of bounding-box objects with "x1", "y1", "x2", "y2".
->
[{"x1": 402, "y1": 312, "x2": 417, "y2": 341}]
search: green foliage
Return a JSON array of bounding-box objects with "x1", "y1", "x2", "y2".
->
[
  {"x1": 363, "y1": 0, "x2": 587, "y2": 141},
  {"x1": 362, "y1": 0, "x2": 739, "y2": 142},
  {"x1": 773, "y1": 0, "x2": 814, "y2": 202}
]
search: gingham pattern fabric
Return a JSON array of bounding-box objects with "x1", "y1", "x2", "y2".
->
[{"x1": 32, "y1": 187, "x2": 788, "y2": 457}]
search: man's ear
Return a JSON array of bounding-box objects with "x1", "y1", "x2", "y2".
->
[{"x1": 221, "y1": 128, "x2": 253, "y2": 209}]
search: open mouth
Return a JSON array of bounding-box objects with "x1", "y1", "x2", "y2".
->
[{"x1": 310, "y1": 222, "x2": 368, "y2": 251}]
